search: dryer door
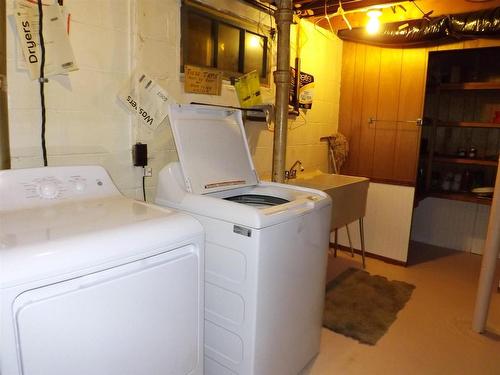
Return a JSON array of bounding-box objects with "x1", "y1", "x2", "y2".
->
[{"x1": 13, "y1": 246, "x2": 202, "y2": 375}]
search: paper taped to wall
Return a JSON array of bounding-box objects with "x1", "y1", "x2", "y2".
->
[
  {"x1": 14, "y1": 0, "x2": 78, "y2": 80},
  {"x1": 184, "y1": 65, "x2": 222, "y2": 96},
  {"x1": 118, "y1": 70, "x2": 172, "y2": 131},
  {"x1": 234, "y1": 71, "x2": 262, "y2": 108}
]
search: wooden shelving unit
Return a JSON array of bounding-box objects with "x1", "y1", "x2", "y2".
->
[
  {"x1": 439, "y1": 81, "x2": 500, "y2": 91},
  {"x1": 433, "y1": 121, "x2": 500, "y2": 129},
  {"x1": 433, "y1": 156, "x2": 498, "y2": 167},
  {"x1": 425, "y1": 191, "x2": 492, "y2": 206},
  {"x1": 417, "y1": 47, "x2": 500, "y2": 205}
]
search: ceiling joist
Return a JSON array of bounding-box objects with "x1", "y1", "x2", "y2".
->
[
  {"x1": 243, "y1": 0, "x2": 405, "y2": 17},
  {"x1": 293, "y1": 0, "x2": 403, "y2": 17}
]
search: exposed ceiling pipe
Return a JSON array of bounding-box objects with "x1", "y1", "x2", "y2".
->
[
  {"x1": 337, "y1": 6, "x2": 500, "y2": 48},
  {"x1": 272, "y1": 0, "x2": 293, "y2": 183}
]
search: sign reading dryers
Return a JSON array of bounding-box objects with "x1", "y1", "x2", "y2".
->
[
  {"x1": 14, "y1": 1, "x2": 78, "y2": 80},
  {"x1": 118, "y1": 70, "x2": 171, "y2": 130}
]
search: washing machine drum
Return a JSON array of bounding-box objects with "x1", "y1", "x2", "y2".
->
[{"x1": 224, "y1": 194, "x2": 289, "y2": 207}]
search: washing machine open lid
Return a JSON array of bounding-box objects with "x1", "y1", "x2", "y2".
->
[{"x1": 168, "y1": 104, "x2": 258, "y2": 195}]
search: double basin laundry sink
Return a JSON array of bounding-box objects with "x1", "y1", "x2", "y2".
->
[{"x1": 288, "y1": 171, "x2": 369, "y2": 230}]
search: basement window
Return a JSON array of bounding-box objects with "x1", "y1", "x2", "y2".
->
[{"x1": 181, "y1": 1, "x2": 270, "y2": 83}]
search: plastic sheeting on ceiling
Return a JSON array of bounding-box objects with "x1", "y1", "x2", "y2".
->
[{"x1": 337, "y1": 6, "x2": 500, "y2": 48}]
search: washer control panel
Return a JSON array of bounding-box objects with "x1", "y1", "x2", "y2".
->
[{"x1": 0, "y1": 166, "x2": 119, "y2": 211}]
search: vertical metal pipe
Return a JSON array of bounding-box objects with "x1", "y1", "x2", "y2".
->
[
  {"x1": 272, "y1": 0, "x2": 292, "y2": 183},
  {"x1": 293, "y1": 19, "x2": 301, "y2": 114},
  {"x1": 0, "y1": 0, "x2": 10, "y2": 170},
  {"x1": 472, "y1": 159, "x2": 500, "y2": 333}
]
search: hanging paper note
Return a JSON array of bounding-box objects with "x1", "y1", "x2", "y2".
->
[
  {"x1": 118, "y1": 70, "x2": 172, "y2": 131},
  {"x1": 184, "y1": 65, "x2": 222, "y2": 95},
  {"x1": 14, "y1": 0, "x2": 78, "y2": 80},
  {"x1": 234, "y1": 71, "x2": 262, "y2": 108}
]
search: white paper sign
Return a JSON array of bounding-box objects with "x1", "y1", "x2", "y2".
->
[
  {"x1": 118, "y1": 71, "x2": 171, "y2": 130},
  {"x1": 14, "y1": 1, "x2": 78, "y2": 80}
]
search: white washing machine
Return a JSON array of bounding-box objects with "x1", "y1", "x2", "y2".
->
[
  {"x1": 0, "y1": 165, "x2": 204, "y2": 375},
  {"x1": 155, "y1": 104, "x2": 332, "y2": 375}
]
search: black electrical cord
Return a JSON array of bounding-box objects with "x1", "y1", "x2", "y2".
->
[
  {"x1": 142, "y1": 167, "x2": 146, "y2": 202},
  {"x1": 37, "y1": 0, "x2": 48, "y2": 166}
]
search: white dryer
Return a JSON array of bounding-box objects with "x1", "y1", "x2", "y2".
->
[
  {"x1": 156, "y1": 104, "x2": 332, "y2": 375},
  {"x1": 0, "y1": 165, "x2": 204, "y2": 375}
]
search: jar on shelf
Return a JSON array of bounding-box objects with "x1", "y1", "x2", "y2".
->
[
  {"x1": 461, "y1": 170, "x2": 471, "y2": 192},
  {"x1": 451, "y1": 173, "x2": 462, "y2": 192},
  {"x1": 441, "y1": 172, "x2": 453, "y2": 192},
  {"x1": 493, "y1": 111, "x2": 500, "y2": 124},
  {"x1": 468, "y1": 146, "x2": 477, "y2": 159}
]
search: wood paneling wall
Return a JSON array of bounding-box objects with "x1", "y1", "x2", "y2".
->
[
  {"x1": 411, "y1": 197, "x2": 490, "y2": 254},
  {"x1": 339, "y1": 42, "x2": 427, "y2": 185},
  {"x1": 338, "y1": 39, "x2": 500, "y2": 186}
]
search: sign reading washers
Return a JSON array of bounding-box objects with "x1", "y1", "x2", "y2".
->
[{"x1": 118, "y1": 70, "x2": 172, "y2": 131}]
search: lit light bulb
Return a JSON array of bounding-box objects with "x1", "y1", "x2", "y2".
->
[
  {"x1": 248, "y1": 35, "x2": 260, "y2": 49},
  {"x1": 366, "y1": 10, "x2": 382, "y2": 35}
]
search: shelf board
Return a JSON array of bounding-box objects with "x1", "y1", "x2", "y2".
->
[
  {"x1": 433, "y1": 156, "x2": 498, "y2": 167},
  {"x1": 425, "y1": 191, "x2": 492, "y2": 205},
  {"x1": 434, "y1": 121, "x2": 500, "y2": 129},
  {"x1": 439, "y1": 81, "x2": 500, "y2": 90}
]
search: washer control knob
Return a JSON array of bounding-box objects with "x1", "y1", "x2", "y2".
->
[{"x1": 37, "y1": 181, "x2": 59, "y2": 199}]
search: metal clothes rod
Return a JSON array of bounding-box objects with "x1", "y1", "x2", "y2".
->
[{"x1": 368, "y1": 117, "x2": 422, "y2": 125}]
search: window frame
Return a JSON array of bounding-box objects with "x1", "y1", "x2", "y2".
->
[{"x1": 180, "y1": 1, "x2": 271, "y2": 84}]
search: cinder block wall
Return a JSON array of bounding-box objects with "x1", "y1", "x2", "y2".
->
[{"x1": 6, "y1": 0, "x2": 342, "y2": 200}]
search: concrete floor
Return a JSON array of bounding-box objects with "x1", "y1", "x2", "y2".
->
[{"x1": 306, "y1": 242, "x2": 500, "y2": 375}]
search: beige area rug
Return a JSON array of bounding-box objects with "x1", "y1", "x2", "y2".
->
[{"x1": 323, "y1": 267, "x2": 415, "y2": 345}]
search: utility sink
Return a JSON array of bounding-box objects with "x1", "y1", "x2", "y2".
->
[{"x1": 289, "y1": 171, "x2": 369, "y2": 230}]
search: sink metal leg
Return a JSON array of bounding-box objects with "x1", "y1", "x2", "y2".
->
[
  {"x1": 334, "y1": 229, "x2": 338, "y2": 257},
  {"x1": 359, "y1": 218, "x2": 366, "y2": 268},
  {"x1": 346, "y1": 224, "x2": 354, "y2": 257}
]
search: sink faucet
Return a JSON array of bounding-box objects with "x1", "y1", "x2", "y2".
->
[{"x1": 285, "y1": 160, "x2": 304, "y2": 180}]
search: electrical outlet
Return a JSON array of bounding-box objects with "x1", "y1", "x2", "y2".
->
[{"x1": 144, "y1": 167, "x2": 153, "y2": 177}]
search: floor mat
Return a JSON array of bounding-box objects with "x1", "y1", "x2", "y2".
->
[{"x1": 323, "y1": 267, "x2": 415, "y2": 345}]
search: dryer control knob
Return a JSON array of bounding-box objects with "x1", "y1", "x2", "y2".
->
[
  {"x1": 37, "y1": 181, "x2": 59, "y2": 199},
  {"x1": 74, "y1": 180, "x2": 87, "y2": 192}
]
